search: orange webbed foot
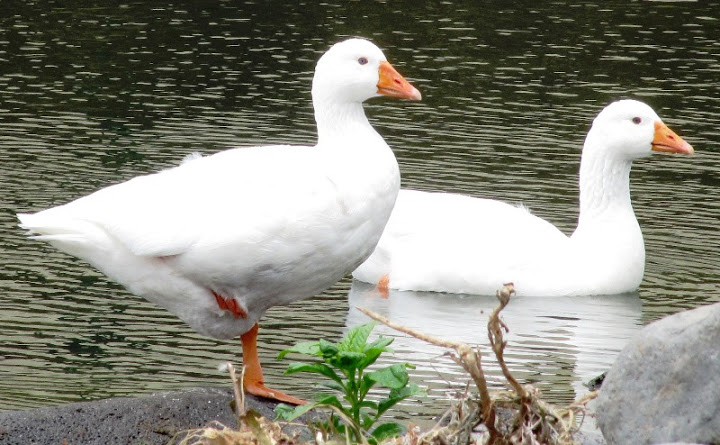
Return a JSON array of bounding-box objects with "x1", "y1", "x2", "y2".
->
[
  {"x1": 243, "y1": 381, "x2": 307, "y2": 406},
  {"x1": 241, "y1": 323, "x2": 306, "y2": 405}
]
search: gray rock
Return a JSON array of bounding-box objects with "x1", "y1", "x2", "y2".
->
[
  {"x1": 596, "y1": 302, "x2": 720, "y2": 445},
  {"x1": 0, "y1": 386, "x2": 607, "y2": 445},
  {"x1": 572, "y1": 428, "x2": 607, "y2": 445},
  {"x1": 0, "y1": 387, "x2": 310, "y2": 445}
]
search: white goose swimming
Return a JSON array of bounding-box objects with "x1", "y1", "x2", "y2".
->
[
  {"x1": 353, "y1": 100, "x2": 693, "y2": 297},
  {"x1": 18, "y1": 38, "x2": 421, "y2": 404}
]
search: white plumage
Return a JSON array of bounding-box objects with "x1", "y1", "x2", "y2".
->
[
  {"x1": 18, "y1": 38, "x2": 421, "y2": 403},
  {"x1": 353, "y1": 100, "x2": 693, "y2": 297}
]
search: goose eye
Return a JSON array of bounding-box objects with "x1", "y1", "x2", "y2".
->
[
  {"x1": 357, "y1": 57, "x2": 368, "y2": 65},
  {"x1": 632, "y1": 117, "x2": 642, "y2": 125}
]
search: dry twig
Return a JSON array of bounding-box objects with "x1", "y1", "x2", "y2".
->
[
  {"x1": 359, "y1": 282, "x2": 590, "y2": 445},
  {"x1": 356, "y1": 307, "x2": 501, "y2": 443}
]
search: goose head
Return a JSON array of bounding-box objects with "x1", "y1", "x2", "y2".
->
[
  {"x1": 311, "y1": 38, "x2": 421, "y2": 105},
  {"x1": 584, "y1": 99, "x2": 694, "y2": 161}
]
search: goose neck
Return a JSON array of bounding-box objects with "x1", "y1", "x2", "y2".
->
[
  {"x1": 577, "y1": 148, "x2": 634, "y2": 225},
  {"x1": 314, "y1": 100, "x2": 376, "y2": 146}
]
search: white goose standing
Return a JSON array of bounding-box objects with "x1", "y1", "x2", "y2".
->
[
  {"x1": 18, "y1": 38, "x2": 421, "y2": 404},
  {"x1": 353, "y1": 100, "x2": 693, "y2": 296}
]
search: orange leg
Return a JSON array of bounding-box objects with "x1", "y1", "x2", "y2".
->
[
  {"x1": 213, "y1": 291, "x2": 248, "y2": 319},
  {"x1": 377, "y1": 274, "x2": 390, "y2": 299},
  {"x1": 241, "y1": 323, "x2": 306, "y2": 405}
]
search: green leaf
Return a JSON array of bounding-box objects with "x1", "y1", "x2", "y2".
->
[
  {"x1": 330, "y1": 350, "x2": 366, "y2": 370},
  {"x1": 359, "y1": 373, "x2": 378, "y2": 398},
  {"x1": 315, "y1": 394, "x2": 346, "y2": 411},
  {"x1": 274, "y1": 403, "x2": 296, "y2": 420},
  {"x1": 340, "y1": 322, "x2": 376, "y2": 352},
  {"x1": 365, "y1": 336, "x2": 393, "y2": 351},
  {"x1": 359, "y1": 346, "x2": 388, "y2": 368},
  {"x1": 358, "y1": 399, "x2": 379, "y2": 411},
  {"x1": 330, "y1": 416, "x2": 349, "y2": 437},
  {"x1": 275, "y1": 395, "x2": 350, "y2": 423},
  {"x1": 274, "y1": 401, "x2": 320, "y2": 422},
  {"x1": 394, "y1": 383, "x2": 423, "y2": 399},
  {"x1": 320, "y1": 380, "x2": 345, "y2": 392},
  {"x1": 274, "y1": 394, "x2": 347, "y2": 423},
  {"x1": 317, "y1": 395, "x2": 353, "y2": 421},
  {"x1": 284, "y1": 362, "x2": 343, "y2": 383},
  {"x1": 318, "y1": 339, "x2": 339, "y2": 358},
  {"x1": 367, "y1": 363, "x2": 410, "y2": 389},
  {"x1": 370, "y1": 422, "x2": 406, "y2": 441},
  {"x1": 361, "y1": 412, "x2": 375, "y2": 430},
  {"x1": 277, "y1": 340, "x2": 321, "y2": 359},
  {"x1": 377, "y1": 383, "x2": 422, "y2": 416},
  {"x1": 277, "y1": 321, "x2": 423, "y2": 443}
]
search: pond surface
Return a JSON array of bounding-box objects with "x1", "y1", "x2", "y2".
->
[{"x1": 1, "y1": 0, "x2": 719, "y2": 423}]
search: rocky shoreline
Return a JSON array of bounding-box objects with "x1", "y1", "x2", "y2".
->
[
  {"x1": 2, "y1": 302, "x2": 718, "y2": 445},
  {"x1": 0, "y1": 387, "x2": 291, "y2": 445},
  {"x1": 0, "y1": 386, "x2": 608, "y2": 445}
]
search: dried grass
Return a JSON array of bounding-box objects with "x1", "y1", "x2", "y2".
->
[
  {"x1": 358, "y1": 284, "x2": 596, "y2": 445},
  {"x1": 171, "y1": 284, "x2": 597, "y2": 445}
]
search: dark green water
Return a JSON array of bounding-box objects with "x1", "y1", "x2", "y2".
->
[{"x1": 1, "y1": 1, "x2": 719, "y2": 420}]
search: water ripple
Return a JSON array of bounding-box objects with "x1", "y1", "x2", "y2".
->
[{"x1": 1, "y1": 0, "x2": 719, "y2": 420}]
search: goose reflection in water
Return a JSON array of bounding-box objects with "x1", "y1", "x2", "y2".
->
[{"x1": 345, "y1": 280, "x2": 643, "y2": 405}]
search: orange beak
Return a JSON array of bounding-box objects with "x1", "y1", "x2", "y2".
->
[
  {"x1": 652, "y1": 121, "x2": 694, "y2": 154},
  {"x1": 377, "y1": 61, "x2": 422, "y2": 101}
]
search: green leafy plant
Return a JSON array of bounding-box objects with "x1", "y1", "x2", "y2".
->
[{"x1": 275, "y1": 322, "x2": 422, "y2": 444}]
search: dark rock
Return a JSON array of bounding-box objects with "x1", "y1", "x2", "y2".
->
[
  {"x1": 596, "y1": 302, "x2": 720, "y2": 445},
  {"x1": 0, "y1": 387, "x2": 309, "y2": 445},
  {"x1": 0, "y1": 385, "x2": 608, "y2": 444},
  {"x1": 586, "y1": 372, "x2": 606, "y2": 391}
]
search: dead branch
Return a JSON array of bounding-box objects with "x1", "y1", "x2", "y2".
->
[
  {"x1": 487, "y1": 284, "x2": 527, "y2": 400},
  {"x1": 357, "y1": 306, "x2": 502, "y2": 443}
]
